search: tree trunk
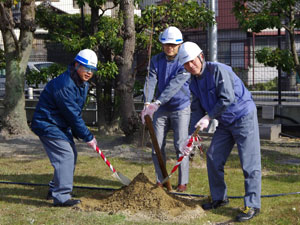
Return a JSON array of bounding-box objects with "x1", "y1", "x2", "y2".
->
[
  {"x1": 0, "y1": 0, "x2": 35, "y2": 135},
  {"x1": 117, "y1": 0, "x2": 140, "y2": 142},
  {"x1": 287, "y1": 5, "x2": 299, "y2": 91}
]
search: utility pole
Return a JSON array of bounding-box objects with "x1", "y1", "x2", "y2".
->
[
  {"x1": 207, "y1": 0, "x2": 218, "y2": 62},
  {"x1": 207, "y1": 0, "x2": 218, "y2": 133}
]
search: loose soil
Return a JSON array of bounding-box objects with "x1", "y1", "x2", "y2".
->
[{"x1": 78, "y1": 172, "x2": 204, "y2": 222}]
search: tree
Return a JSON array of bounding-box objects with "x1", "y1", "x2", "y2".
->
[
  {"x1": 136, "y1": 0, "x2": 214, "y2": 56},
  {"x1": 116, "y1": 0, "x2": 136, "y2": 140},
  {"x1": 36, "y1": 1, "x2": 121, "y2": 134},
  {"x1": 233, "y1": 0, "x2": 300, "y2": 90},
  {"x1": 36, "y1": 0, "x2": 214, "y2": 142},
  {"x1": 0, "y1": 0, "x2": 35, "y2": 135},
  {"x1": 0, "y1": 49, "x2": 5, "y2": 70}
]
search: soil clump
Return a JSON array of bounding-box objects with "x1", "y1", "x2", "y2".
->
[{"x1": 78, "y1": 173, "x2": 204, "y2": 222}]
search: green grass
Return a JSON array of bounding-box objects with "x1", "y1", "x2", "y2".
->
[{"x1": 1, "y1": 138, "x2": 300, "y2": 224}]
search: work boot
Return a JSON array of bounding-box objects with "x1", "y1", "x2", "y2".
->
[
  {"x1": 202, "y1": 198, "x2": 229, "y2": 210},
  {"x1": 46, "y1": 190, "x2": 53, "y2": 200},
  {"x1": 176, "y1": 184, "x2": 187, "y2": 192},
  {"x1": 47, "y1": 191, "x2": 76, "y2": 200},
  {"x1": 236, "y1": 207, "x2": 260, "y2": 222},
  {"x1": 54, "y1": 199, "x2": 81, "y2": 207},
  {"x1": 156, "y1": 182, "x2": 163, "y2": 188}
]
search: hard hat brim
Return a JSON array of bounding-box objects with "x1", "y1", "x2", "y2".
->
[{"x1": 160, "y1": 39, "x2": 183, "y2": 45}]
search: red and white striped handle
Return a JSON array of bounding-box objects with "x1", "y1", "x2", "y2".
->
[
  {"x1": 170, "y1": 155, "x2": 185, "y2": 174},
  {"x1": 95, "y1": 146, "x2": 116, "y2": 173},
  {"x1": 162, "y1": 127, "x2": 202, "y2": 184}
]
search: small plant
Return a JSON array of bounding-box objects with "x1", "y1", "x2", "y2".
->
[
  {"x1": 248, "y1": 77, "x2": 278, "y2": 91},
  {"x1": 25, "y1": 63, "x2": 66, "y2": 88}
]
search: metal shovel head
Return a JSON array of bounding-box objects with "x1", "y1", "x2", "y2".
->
[
  {"x1": 112, "y1": 171, "x2": 131, "y2": 186},
  {"x1": 161, "y1": 175, "x2": 171, "y2": 185}
]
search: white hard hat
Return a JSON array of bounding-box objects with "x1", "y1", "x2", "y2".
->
[
  {"x1": 159, "y1": 26, "x2": 183, "y2": 44},
  {"x1": 178, "y1": 41, "x2": 203, "y2": 65},
  {"x1": 75, "y1": 49, "x2": 98, "y2": 70}
]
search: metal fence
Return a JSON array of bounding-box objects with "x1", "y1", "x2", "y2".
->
[
  {"x1": 1, "y1": 0, "x2": 300, "y2": 104},
  {"x1": 184, "y1": 0, "x2": 300, "y2": 104}
]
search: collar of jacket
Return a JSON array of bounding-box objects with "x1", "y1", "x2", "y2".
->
[
  {"x1": 196, "y1": 60, "x2": 207, "y2": 80},
  {"x1": 68, "y1": 66, "x2": 85, "y2": 87},
  {"x1": 164, "y1": 52, "x2": 179, "y2": 62}
]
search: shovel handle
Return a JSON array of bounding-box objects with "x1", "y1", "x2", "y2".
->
[
  {"x1": 95, "y1": 146, "x2": 116, "y2": 173},
  {"x1": 192, "y1": 126, "x2": 201, "y2": 137},
  {"x1": 144, "y1": 115, "x2": 172, "y2": 191}
]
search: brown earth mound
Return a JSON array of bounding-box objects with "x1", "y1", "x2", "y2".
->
[{"x1": 78, "y1": 173, "x2": 205, "y2": 222}]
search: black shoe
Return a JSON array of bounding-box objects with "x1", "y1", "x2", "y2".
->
[
  {"x1": 46, "y1": 190, "x2": 53, "y2": 200},
  {"x1": 202, "y1": 198, "x2": 229, "y2": 210},
  {"x1": 236, "y1": 207, "x2": 260, "y2": 222},
  {"x1": 47, "y1": 191, "x2": 76, "y2": 200},
  {"x1": 54, "y1": 199, "x2": 81, "y2": 207}
]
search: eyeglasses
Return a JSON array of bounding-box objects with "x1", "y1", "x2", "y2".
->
[
  {"x1": 163, "y1": 43, "x2": 180, "y2": 48},
  {"x1": 80, "y1": 65, "x2": 97, "y2": 74}
]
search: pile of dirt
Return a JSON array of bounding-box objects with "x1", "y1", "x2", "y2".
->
[{"x1": 78, "y1": 173, "x2": 205, "y2": 222}]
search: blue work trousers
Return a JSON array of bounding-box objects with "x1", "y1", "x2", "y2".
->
[
  {"x1": 152, "y1": 106, "x2": 190, "y2": 185},
  {"x1": 39, "y1": 136, "x2": 77, "y2": 204},
  {"x1": 206, "y1": 108, "x2": 261, "y2": 209}
]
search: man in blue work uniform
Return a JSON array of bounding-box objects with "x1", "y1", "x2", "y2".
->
[
  {"x1": 31, "y1": 49, "x2": 98, "y2": 207},
  {"x1": 178, "y1": 42, "x2": 261, "y2": 222},
  {"x1": 141, "y1": 26, "x2": 191, "y2": 192}
]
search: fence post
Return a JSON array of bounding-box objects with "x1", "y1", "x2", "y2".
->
[{"x1": 28, "y1": 87, "x2": 33, "y2": 99}]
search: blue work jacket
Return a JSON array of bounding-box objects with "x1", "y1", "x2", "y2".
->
[
  {"x1": 190, "y1": 61, "x2": 256, "y2": 130},
  {"x1": 31, "y1": 69, "x2": 93, "y2": 143},
  {"x1": 143, "y1": 52, "x2": 191, "y2": 112}
]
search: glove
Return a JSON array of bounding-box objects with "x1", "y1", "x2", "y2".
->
[
  {"x1": 180, "y1": 136, "x2": 195, "y2": 156},
  {"x1": 195, "y1": 115, "x2": 210, "y2": 131},
  {"x1": 180, "y1": 135, "x2": 203, "y2": 156},
  {"x1": 141, "y1": 101, "x2": 160, "y2": 124},
  {"x1": 87, "y1": 137, "x2": 97, "y2": 151}
]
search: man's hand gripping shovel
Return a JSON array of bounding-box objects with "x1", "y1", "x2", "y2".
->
[
  {"x1": 161, "y1": 126, "x2": 203, "y2": 185},
  {"x1": 94, "y1": 145, "x2": 131, "y2": 186}
]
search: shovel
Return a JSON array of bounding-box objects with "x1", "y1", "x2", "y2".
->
[
  {"x1": 144, "y1": 115, "x2": 173, "y2": 191},
  {"x1": 95, "y1": 145, "x2": 131, "y2": 186},
  {"x1": 161, "y1": 126, "x2": 202, "y2": 185}
]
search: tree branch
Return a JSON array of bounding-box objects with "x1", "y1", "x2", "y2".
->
[{"x1": 0, "y1": 2, "x2": 19, "y2": 53}]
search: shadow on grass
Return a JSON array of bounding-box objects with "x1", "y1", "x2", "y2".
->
[
  {"x1": 0, "y1": 173, "x2": 121, "y2": 206},
  {"x1": 202, "y1": 206, "x2": 239, "y2": 224},
  {"x1": 0, "y1": 185, "x2": 52, "y2": 206},
  {"x1": 263, "y1": 174, "x2": 300, "y2": 184},
  {"x1": 0, "y1": 185, "x2": 111, "y2": 207},
  {"x1": 0, "y1": 173, "x2": 123, "y2": 188},
  {"x1": 226, "y1": 148, "x2": 300, "y2": 175}
]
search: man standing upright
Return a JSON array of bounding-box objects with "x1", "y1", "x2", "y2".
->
[{"x1": 141, "y1": 26, "x2": 191, "y2": 192}]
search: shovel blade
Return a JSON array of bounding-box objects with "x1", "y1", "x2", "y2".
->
[
  {"x1": 112, "y1": 172, "x2": 131, "y2": 186},
  {"x1": 161, "y1": 175, "x2": 171, "y2": 185}
]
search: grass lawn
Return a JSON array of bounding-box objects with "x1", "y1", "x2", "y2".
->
[{"x1": 0, "y1": 136, "x2": 300, "y2": 224}]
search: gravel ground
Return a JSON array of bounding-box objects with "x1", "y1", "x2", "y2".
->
[{"x1": 0, "y1": 133, "x2": 299, "y2": 163}]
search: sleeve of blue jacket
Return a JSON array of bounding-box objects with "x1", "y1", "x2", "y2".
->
[
  {"x1": 143, "y1": 58, "x2": 190, "y2": 104},
  {"x1": 143, "y1": 59, "x2": 157, "y2": 103},
  {"x1": 189, "y1": 93, "x2": 205, "y2": 135},
  {"x1": 157, "y1": 68, "x2": 190, "y2": 105},
  {"x1": 55, "y1": 87, "x2": 93, "y2": 142},
  {"x1": 208, "y1": 65, "x2": 235, "y2": 119}
]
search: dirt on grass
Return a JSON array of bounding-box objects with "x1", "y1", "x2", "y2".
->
[{"x1": 78, "y1": 172, "x2": 204, "y2": 222}]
